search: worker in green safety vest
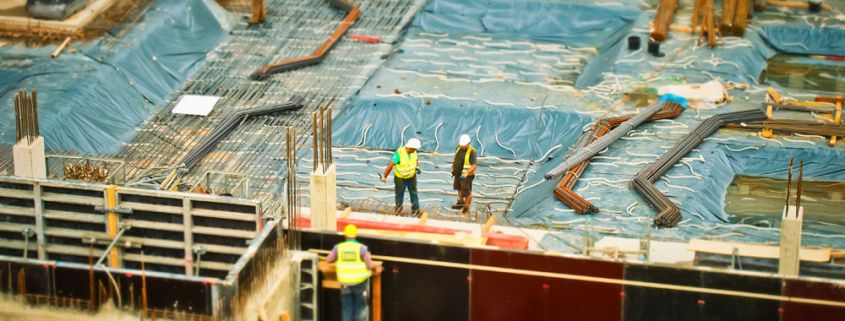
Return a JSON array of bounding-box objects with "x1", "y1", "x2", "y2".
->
[
  {"x1": 327, "y1": 224, "x2": 382, "y2": 321},
  {"x1": 451, "y1": 134, "x2": 477, "y2": 215},
  {"x1": 381, "y1": 138, "x2": 421, "y2": 216}
]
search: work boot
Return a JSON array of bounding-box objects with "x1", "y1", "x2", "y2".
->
[
  {"x1": 412, "y1": 209, "x2": 421, "y2": 217},
  {"x1": 393, "y1": 205, "x2": 403, "y2": 216},
  {"x1": 451, "y1": 202, "x2": 465, "y2": 209},
  {"x1": 461, "y1": 206, "x2": 470, "y2": 216}
]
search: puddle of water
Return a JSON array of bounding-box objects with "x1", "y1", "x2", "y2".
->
[
  {"x1": 761, "y1": 54, "x2": 845, "y2": 92},
  {"x1": 725, "y1": 175, "x2": 845, "y2": 226}
]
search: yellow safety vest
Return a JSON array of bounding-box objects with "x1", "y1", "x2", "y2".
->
[
  {"x1": 336, "y1": 241, "x2": 371, "y2": 285},
  {"x1": 456, "y1": 145, "x2": 475, "y2": 177},
  {"x1": 393, "y1": 147, "x2": 418, "y2": 179}
]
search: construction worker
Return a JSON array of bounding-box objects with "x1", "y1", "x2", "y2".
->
[
  {"x1": 381, "y1": 138, "x2": 421, "y2": 216},
  {"x1": 327, "y1": 224, "x2": 382, "y2": 321},
  {"x1": 452, "y1": 134, "x2": 477, "y2": 214}
]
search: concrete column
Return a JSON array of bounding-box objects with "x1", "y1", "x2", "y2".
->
[
  {"x1": 779, "y1": 205, "x2": 804, "y2": 276},
  {"x1": 13, "y1": 136, "x2": 47, "y2": 179},
  {"x1": 183, "y1": 197, "x2": 194, "y2": 276},
  {"x1": 309, "y1": 164, "x2": 337, "y2": 231}
]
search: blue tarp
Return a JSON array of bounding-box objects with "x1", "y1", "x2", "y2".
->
[{"x1": 0, "y1": 0, "x2": 226, "y2": 153}]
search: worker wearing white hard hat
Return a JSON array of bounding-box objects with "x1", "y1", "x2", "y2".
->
[
  {"x1": 451, "y1": 134, "x2": 477, "y2": 215},
  {"x1": 381, "y1": 138, "x2": 421, "y2": 216}
]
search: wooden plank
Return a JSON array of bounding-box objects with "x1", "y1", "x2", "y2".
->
[
  {"x1": 0, "y1": 203, "x2": 35, "y2": 217},
  {"x1": 41, "y1": 192, "x2": 103, "y2": 206},
  {"x1": 123, "y1": 219, "x2": 184, "y2": 232},
  {"x1": 124, "y1": 253, "x2": 232, "y2": 271},
  {"x1": 0, "y1": 0, "x2": 118, "y2": 36},
  {"x1": 191, "y1": 207, "x2": 255, "y2": 222},
  {"x1": 689, "y1": 239, "x2": 831, "y2": 262},
  {"x1": 119, "y1": 201, "x2": 182, "y2": 215},
  {"x1": 192, "y1": 226, "x2": 255, "y2": 239},
  {"x1": 0, "y1": 188, "x2": 34, "y2": 200},
  {"x1": 42, "y1": 209, "x2": 104, "y2": 224}
]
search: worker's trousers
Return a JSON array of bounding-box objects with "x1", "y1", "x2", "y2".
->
[
  {"x1": 394, "y1": 176, "x2": 420, "y2": 213},
  {"x1": 340, "y1": 280, "x2": 369, "y2": 321}
]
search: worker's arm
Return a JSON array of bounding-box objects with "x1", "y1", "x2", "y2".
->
[
  {"x1": 326, "y1": 245, "x2": 338, "y2": 263},
  {"x1": 362, "y1": 248, "x2": 383, "y2": 273},
  {"x1": 382, "y1": 150, "x2": 400, "y2": 179},
  {"x1": 382, "y1": 161, "x2": 395, "y2": 180}
]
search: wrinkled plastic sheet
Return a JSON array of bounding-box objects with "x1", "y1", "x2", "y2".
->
[
  {"x1": 329, "y1": 0, "x2": 845, "y2": 253},
  {"x1": 27, "y1": 0, "x2": 89, "y2": 20},
  {"x1": 0, "y1": 0, "x2": 226, "y2": 154}
]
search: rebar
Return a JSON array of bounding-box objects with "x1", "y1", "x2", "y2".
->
[
  {"x1": 250, "y1": 0, "x2": 361, "y2": 80},
  {"x1": 786, "y1": 158, "x2": 793, "y2": 208},
  {"x1": 553, "y1": 103, "x2": 684, "y2": 213},
  {"x1": 13, "y1": 90, "x2": 40, "y2": 144},
  {"x1": 546, "y1": 101, "x2": 679, "y2": 180},
  {"x1": 631, "y1": 109, "x2": 767, "y2": 228},
  {"x1": 180, "y1": 99, "x2": 303, "y2": 170}
]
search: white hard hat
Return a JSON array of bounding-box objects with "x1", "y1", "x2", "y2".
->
[
  {"x1": 405, "y1": 138, "x2": 421, "y2": 149},
  {"x1": 459, "y1": 134, "x2": 471, "y2": 146}
]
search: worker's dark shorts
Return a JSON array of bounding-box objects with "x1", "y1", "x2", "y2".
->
[{"x1": 453, "y1": 175, "x2": 474, "y2": 195}]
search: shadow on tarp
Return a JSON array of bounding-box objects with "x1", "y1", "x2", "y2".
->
[{"x1": 0, "y1": 0, "x2": 226, "y2": 154}]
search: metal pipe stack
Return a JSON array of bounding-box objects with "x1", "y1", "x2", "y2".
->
[
  {"x1": 631, "y1": 109, "x2": 767, "y2": 228},
  {"x1": 14, "y1": 90, "x2": 40, "y2": 145},
  {"x1": 553, "y1": 103, "x2": 685, "y2": 214},
  {"x1": 545, "y1": 100, "x2": 677, "y2": 181}
]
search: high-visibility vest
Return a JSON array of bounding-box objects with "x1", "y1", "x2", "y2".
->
[
  {"x1": 393, "y1": 147, "x2": 418, "y2": 179},
  {"x1": 336, "y1": 240, "x2": 371, "y2": 285},
  {"x1": 455, "y1": 145, "x2": 475, "y2": 177}
]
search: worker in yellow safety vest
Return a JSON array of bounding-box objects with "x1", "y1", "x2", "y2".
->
[
  {"x1": 451, "y1": 134, "x2": 477, "y2": 215},
  {"x1": 327, "y1": 224, "x2": 382, "y2": 321},
  {"x1": 381, "y1": 138, "x2": 421, "y2": 216}
]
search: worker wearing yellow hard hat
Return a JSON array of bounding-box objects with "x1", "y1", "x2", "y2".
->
[
  {"x1": 326, "y1": 224, "x2": 382, "y2": 321},
  {"x1": 381, "y1": 138, "x2": 422, "y2": 216}
]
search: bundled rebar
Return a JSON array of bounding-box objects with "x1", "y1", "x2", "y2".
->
[
  {"x1": 285, "y1": 126, "x2": 301, "y2": 250},
  {"x1": 250, "y1": 0, "x2": 360, "y2": 80},
  {"x1": 554, "y1": 103, "x2": 684, "y2": 214},
  {"x1": 179, "y1": 99, "x2": 303, "y2": 170},
  {"x1": 14, "y1": 90, "x2": 40, "y2": 144},
  {"x1": 724, "y1": 119, "x2": 845, "y2": 137},
  {"x1": 312, "y1": 105, "x2": 333, "y2": 173},
  {"x1": 631, "y1": 109, "x2": 767, "y2": 228},
  {"x1": 546, "y1": 101, "x2": 678, "y2": 180}
]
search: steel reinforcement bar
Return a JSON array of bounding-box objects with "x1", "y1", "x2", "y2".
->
[
  {"x1": 249, "y1": 0, "x2": 361, "y2": 81},
  {"x1": 631, "y1": 109, "x2": 767, "y2": 228},
  {"x1": 179, "y1": 99, "x2": 303, "y2": 170},
  {"x1": 554, "y1": 103, "x2": 684, "y2": 214}
]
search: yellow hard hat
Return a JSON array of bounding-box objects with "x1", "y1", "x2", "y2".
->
[{"x1": 344, "y1": 224, "x2": 358, "y2": 238}]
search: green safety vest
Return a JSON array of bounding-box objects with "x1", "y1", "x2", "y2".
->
[
  {"x1": 336, "y1": 240, "x2": 370, "y2": 285},
  {"x1": 456, "y1": 145, "x2": 475, "y2": 177},
  {"x1": 393, "y1": 147, "x2": 418, "y2": 179}
]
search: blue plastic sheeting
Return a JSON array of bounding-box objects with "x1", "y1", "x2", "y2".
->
[
  {"x1": 333, "y1": 94, "x2": 592, "y2": 161},
  {"x1": 414, "y1": 0, "x2": 639, "y2": 88},
  {"x1": 415, "y1": 0, "x2": 639, "y2": 47},
  {"x1": 0, "y1": 0, "x2": 225, "y2": 154},
  {"x1": 758, "y1": 25, "x2": 845, "y2": 57},
  {"x1": 329, "y1": 0, "x2": 845, "y2": 251},
  {"x1": 593, "y1": 15, "x2": 778, "y2": 87}
]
